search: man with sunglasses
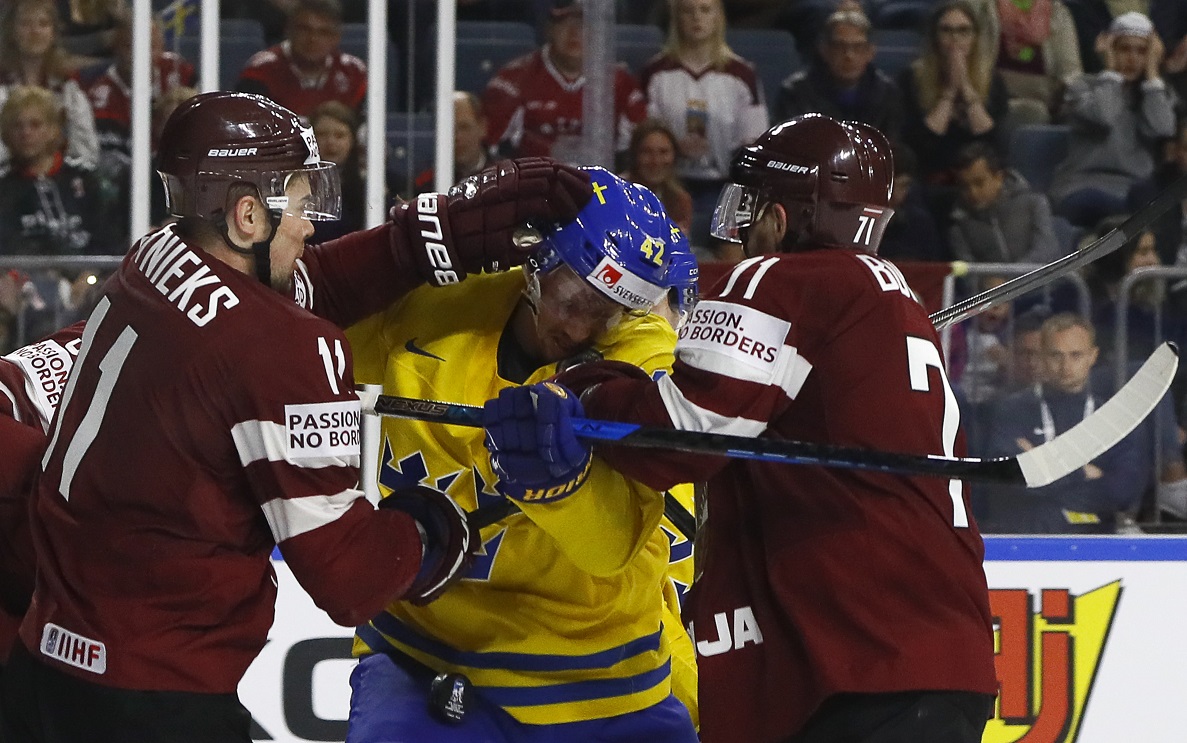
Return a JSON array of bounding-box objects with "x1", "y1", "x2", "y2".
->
[
  {"x1": 344, "y1": 169, "x2": 701, "y2": 742},
  {"x1": 489, "y1": 114, "x2": 999, "y2": 742}
]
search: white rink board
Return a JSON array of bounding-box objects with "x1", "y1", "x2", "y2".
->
[{"x1": 241, "y1": 537, "x2": 1187, "y2": 743}]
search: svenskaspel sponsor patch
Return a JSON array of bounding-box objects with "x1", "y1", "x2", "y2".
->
[
  {"x1": 284, "y1": 400, "x2": 361, "y2": 458},
  {"x1": 587, "y1": 256, "x2": 666, "y2": 311},
  {"x1": 677, "y1": 300, "x2": 791, "y2": 379}
]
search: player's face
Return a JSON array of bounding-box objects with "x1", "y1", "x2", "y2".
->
[
  {"x1": 15, "y1": 5, "x2": 55, "y2": 58},
  {"x1": 1042, "y1": 326, "x2": 1098, "y2": 394},
  {"x1": 312, "y1": 115, "x2": 354, "y2": 165},
  {"x1": 268, "y1": 176, "x2": 315, "y2": 291},
  {"x1": 289, "y1": 10, "x2": 340, "y2": 67},
  {"x1": 822, "y1": 22, "x2": 873, "y2": 87},
  {"x1": 743, "y1": 202, "x2": 783, "y2": 256},
  {"x1": 532, "y1": 265, "x2": 626, "y2": 361}
]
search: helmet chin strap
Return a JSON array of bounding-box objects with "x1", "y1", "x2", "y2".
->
[{"x1": 219, "y1": 207, "x2": 284, "y2": 287}]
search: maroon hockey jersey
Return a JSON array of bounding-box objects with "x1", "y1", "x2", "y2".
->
[
  {"x1": 0, "y1": 323, "x2": 83, "y2": 662},
  {"x1": 482, "y1": 48, "x2": 646, "y2": 160},
  {"x1": 577, "y1": 249, "x2": 998, "y2": 742},
  {"x1": 21, "y1": 224, "x2": 426, "y2": 693},
  {"x1": 236, "y1": 42, "x2": 366, "y2": 118}
]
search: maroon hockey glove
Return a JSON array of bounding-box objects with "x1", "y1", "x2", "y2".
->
[
  {"x1": 400, "y1": 157, "x2": 591, "y2": 286},
  {"x1": 379, "y1": 485, "x2": 478, "y2": 605},
  {"x1": 552, "y1": 359, "x2": 652, "y2": 403}
]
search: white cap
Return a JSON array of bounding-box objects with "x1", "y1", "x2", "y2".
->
[{"x1": 1109, "y1": 12, "x2": 1154, "y2": 39}]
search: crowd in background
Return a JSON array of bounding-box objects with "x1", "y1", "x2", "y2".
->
[{"x1": 0, "y1": 0, "x2": 1185, "y2": 533}]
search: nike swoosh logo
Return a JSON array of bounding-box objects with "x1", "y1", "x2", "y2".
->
[{"x1": 404, "y1": 338, "x2": 445, "y2": 362}]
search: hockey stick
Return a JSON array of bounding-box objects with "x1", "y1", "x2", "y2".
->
[
  {"x1": 929, "y1": 173, "x2": 1187, "y2": 330},
  {"x1": 360, "y1": 341, "x2": 1177, "y2": 492}
]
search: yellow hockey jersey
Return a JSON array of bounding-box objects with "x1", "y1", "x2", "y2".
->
[{"x1": 348, "y1": 269, "x2": 696, "y2": 726}]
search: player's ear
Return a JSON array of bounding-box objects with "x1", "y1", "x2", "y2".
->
[
  {"x1": 768, "y1": 202, "x2": 788, "y2": 242},
  {"x1": 227, "y1": 193, "x2": 264, "y2": 248}
]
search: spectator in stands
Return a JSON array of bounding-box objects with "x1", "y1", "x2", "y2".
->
[
  {"x1": 406, "y1": 91, "x2": 500, "y2": 198},
  {"x1": 1007, "y1": 304, "x2": 1050, "y2": 391},
  {"x1": 1085, "y1": 214, "x2": 1184, "y2": 366},
  {"x1": 640, "y1": 0, "x2": 768, "y2": 245},
  {"x1": 977, "y1": 312, "x2": 1145, "y2": 533},
  {"x1": 483, "y1": 0, "x2": 646, "y2": 165},
  {"x1": 0, "y1": 0, "x2": 98, "y2": 170},
  {"x1": 966, "y1": 0, "x2": 1082, "y2": 125},
  {"x1": 1064, "y1": 0, "x2": 1147, "y2": 74},
  {"x1": 776, "y1": 9, "x2": 904, "y2": 143},
  {"x1": 236, "y1": 0, "x2": 366, "y2": 119},
  {"x1": 1127, "y1": 117, "x2": 1187, "y2": 266},
  {"x1": 1049, "y1": 12, "x2": 1176, "y2": 228},
  {"x1": 620, "y1": 118, "x2": 693, "y2": 239},
  {"x1": 0, "y1": 86, "x2": 109, "y2": 256},
  {"x1": 879, "y1": 143, "x2": 947, "y2": 262},
  {"x1": 955, "y1": 274, "x2": 1014, "y2": 404},
  {"x1": 900, "y1": 0, "x2": 1009, "y2": 192},
  {"x1": 59, "y1": 0, "x2": 128, "y2": 63},
  {"x1": 85, "y1": 15, "x2": 194, "y2": 246},
  {"x1": 309, "y1": 100, "x2": 364, "y2": 242},
  {"x1": 0, "y1": 86, "x2": 110, "y2": 343},
  {"x1": 948, "y1": 141, "x2": 1061, "y2": 264}
]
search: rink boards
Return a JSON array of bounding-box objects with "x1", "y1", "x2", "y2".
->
[{"x1": 242, "y1": 536, "x2": 1187, "y2": 742}]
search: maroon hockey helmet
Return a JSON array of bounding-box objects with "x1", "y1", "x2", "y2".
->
[
  {"x1": 710, "y1": 114, "x2": 894, "y2": 253},
  {"x1": 156, "y1": 91, "x2": 341, "y2": 223}
]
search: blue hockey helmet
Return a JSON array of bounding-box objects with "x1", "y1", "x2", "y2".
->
[{"x1": 529, "y1": 167, "x2": 696, "y2": 319}]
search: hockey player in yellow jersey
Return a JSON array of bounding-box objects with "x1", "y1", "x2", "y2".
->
[{"x1": 345, "y1": 169, "x2": 699, "y2": 742}]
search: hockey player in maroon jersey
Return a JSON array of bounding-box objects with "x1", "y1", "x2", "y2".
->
[
  {"x1": 485, "y1": 114, "x2": 998, "y2": 743},
  {"x1": 0, "y1": 90, "x2": 591, "y2": 743}
]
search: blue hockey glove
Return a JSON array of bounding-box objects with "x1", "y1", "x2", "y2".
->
[
  {"x1": 379, "y1": 485, "x2": 478, "y2": 605},
  {"x1": 482, "y1": 382, "x2": 593, "y2": 503}
]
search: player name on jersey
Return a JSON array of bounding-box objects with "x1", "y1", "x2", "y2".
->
[{"x1": 131, "y1": 228, "x2": 241, "y2": 327}]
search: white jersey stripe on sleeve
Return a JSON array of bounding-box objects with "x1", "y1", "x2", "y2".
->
[
  {"x1": 260, "y1": 488, "x2": 364, "y2": 543},
  {"x1": 231, "y1": 419, "x2": 362, "y2": 469},
  {"x1": 656, "y1": 374, "x2": 767, "y2": 436},
  {"x1": 0, "y1": 379, "x2": 19, "y2": 423}
]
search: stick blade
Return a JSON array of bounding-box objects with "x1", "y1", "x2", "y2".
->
[{"x1": 1017, "y1": 342, "x2": 1179, "y2": 488}]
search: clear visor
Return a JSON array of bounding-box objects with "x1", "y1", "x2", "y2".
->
[
  {"x1": 217, "y1": 161, "x2": 342, "y2": 221},
  {"x1": 709, "y1": 183, "x2": 760, "y2": 243}
]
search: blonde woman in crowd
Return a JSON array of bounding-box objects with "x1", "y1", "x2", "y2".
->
[
  {"x1": 0, "y1": 0, "x2": 98, "y2": 170},
  {"x1": 640, "y1": 0, "x2": 768, "y2": 247}
]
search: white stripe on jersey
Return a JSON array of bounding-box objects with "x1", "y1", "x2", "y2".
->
[
  {"x1": 656, "y1": 373, "x2": 767, "y2": 436},
  {"x1": 231, "y1": 419, "x2": 361, "y2": 469},
  {"x1": 0, "y1": 379, "x2": 19, "y2": 423},
  {"x1": 260, "y1": 488, "x2": 363, "y2": 543}
]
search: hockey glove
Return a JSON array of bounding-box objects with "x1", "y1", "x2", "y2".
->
[
  {"x1": 552, "y1": 359, "x2": 653, "y2": 402},
  {"x1": 379, "y1": 485, "x2": 478, "y2": 605},
  {"x1": 483, "y1": 382, "x2": 593, "y2": 504},
  {"x1": 402, "y1": 157, "x2": 591, "y2": 286}
]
